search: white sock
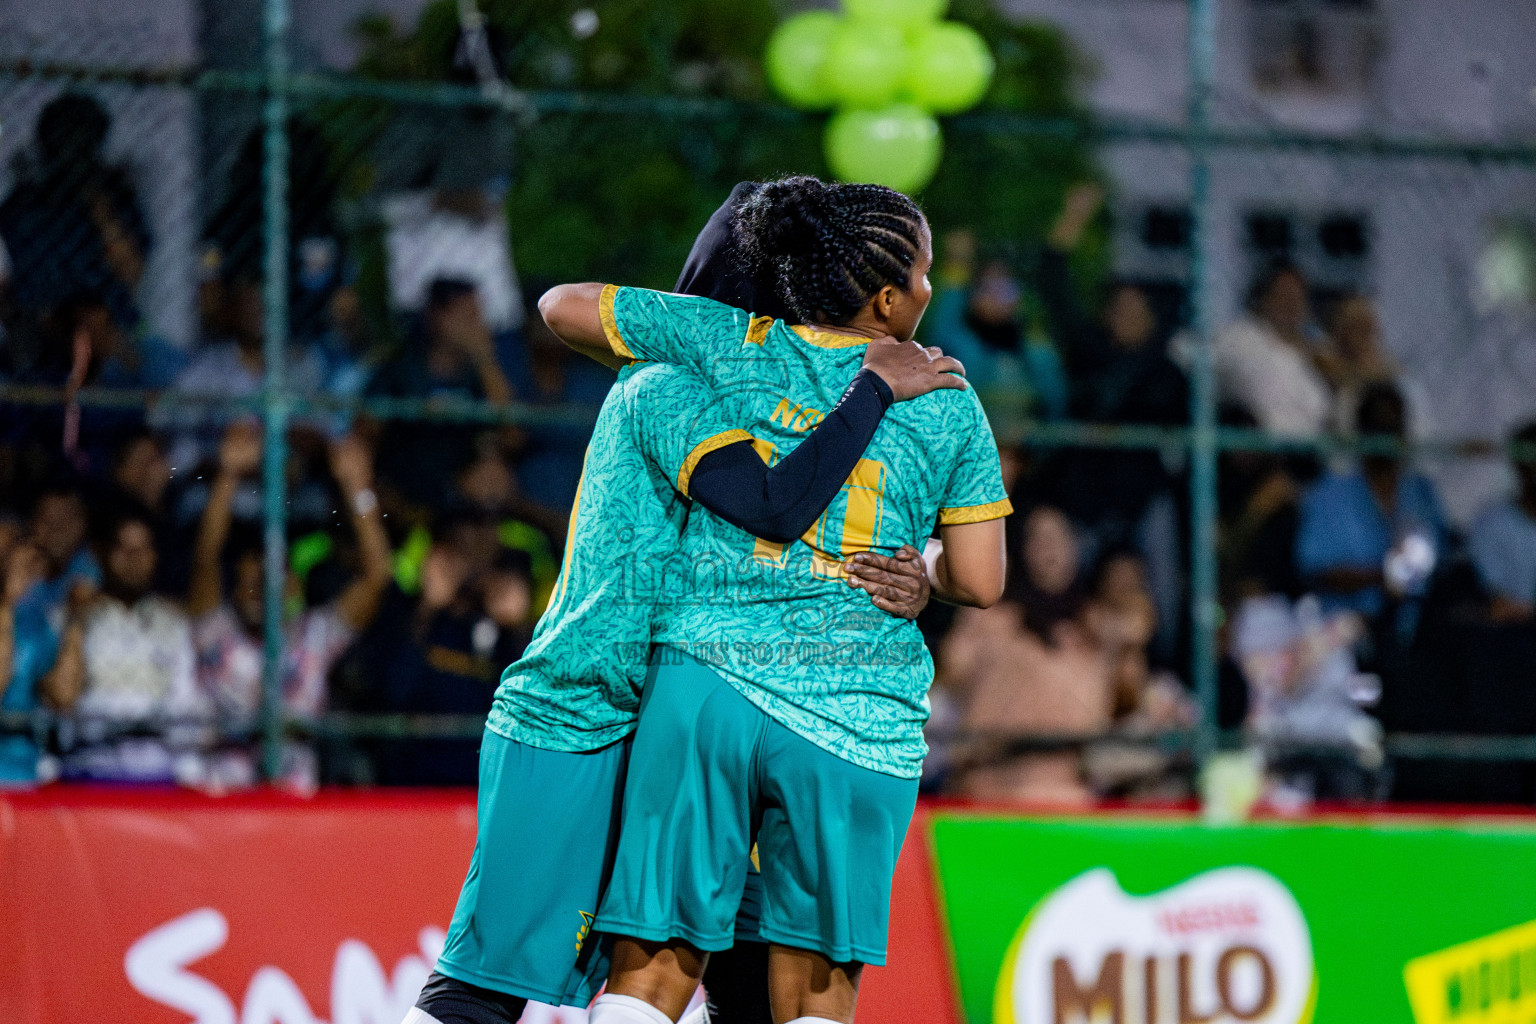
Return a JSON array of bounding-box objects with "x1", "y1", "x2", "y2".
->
[
  {"x1": 589, "y1": 993, "x2": 675, "y2": 1024},
  {"x1": 785, "y1": 1018, "x2": 843, "y2": 1024},
  {"x1": 677, "y1": 1004, "x2": 711, "y2": 1024},
  {"x1": 400, "y1": 1010, "x2": 444, "y2": 1024}
]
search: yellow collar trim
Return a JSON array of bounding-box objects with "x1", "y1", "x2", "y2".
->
[
  {"x1": 791, "y1": 324, "x2": 873, "y2": 349},
  {"x1": 744, "y1": 315, "x2": 775, "y2": 347}
]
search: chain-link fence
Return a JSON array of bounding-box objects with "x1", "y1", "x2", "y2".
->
[{"x1": 2, "y1": 0, "x2": 1535, "y2": 801}]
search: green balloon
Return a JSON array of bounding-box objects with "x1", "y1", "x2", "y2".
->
[
  {"x1": 845, "y1": 0, "x2": 947, "y2": 27},
  {"x1": 824, "y1": 19, "x2": 909, "y2": 109},
  {"x1": 765, "y1": 11, "x2": 842, "y2": 110},
  {"x1": 824, "y1": 104, "x2": 943, "y2": 195},
  {"x1": 906, "y1": 21, "x2": 995, "y2": 114}
]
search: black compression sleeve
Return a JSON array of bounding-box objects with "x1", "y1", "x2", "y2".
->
[{"x1": 687, "y1": 368, "x2": 894, "y2": 544}]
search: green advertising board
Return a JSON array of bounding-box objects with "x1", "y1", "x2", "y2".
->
[{"x1": 928, "y1": 812, "x2": 1536, "y2": 1024}]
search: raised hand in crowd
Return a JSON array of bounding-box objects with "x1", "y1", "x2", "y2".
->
[
  {"x1": 1048, "y1": 181, "x2": 1106, "y2": 252},
  {"x1": 189, "y1": 422, "x2": 262, "y2": 618},
  {"x1": 40, "y1": 579, "x2": 102, "y2": 711},
  {"x1": 434, "y1": 288, "x2": 513, "y2": 405},
  {"x1": 219, "y1": 420, "x2": 264, "y2": 479},
  {"x1": 326, "y1": 434, "x2": 394, "y2": 632},
  {"x1": 328, "y1": 433, "x2": 375, "y2": 497}
]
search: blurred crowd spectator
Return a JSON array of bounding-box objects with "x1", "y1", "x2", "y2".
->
[
  {"x1": 186, "y1": 425, "x2": 392, "y2": 789},
  {"x1": 1034, "y1": 184, "x2": 1188, "y2": 661},
  {"x1": 1296, "y1": 383, "x2": 1445, "y2": 630},
  {"x1": 1469, "y1": 421, "x2": 1536, "y2": 623},
  {"x1": 4, "y1": 90, "x2": 1536, "y2": 808},
  {"x1": 1209, "y1": 261, "x2": 1333, "y2": 437},
  {"x1": 924, "y1": 179, "x2": 1536, "y2": 809},
  {"x1": 0, "y1": 91, "x2": 575, "y2": 792},
  {"x1": 932, "y1": 506, "x2": 1191, "y2": 805},
  {"x1": 926, "y1": 229, "x2": 1069, "y2": 421},
  {"x1": 367, "y1": 277, "x2": 514, "y2": 508},
  {"x1": 0, "y1": 95, "x2": 149, "y2": 367}
]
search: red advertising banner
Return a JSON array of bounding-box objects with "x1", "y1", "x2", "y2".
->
[
  {"x1": 0, "y1": 790, "x2": 959, "y2": 1024},
  {"x1": 860, "y1": 805, "x2": 963, "y2": 1024},
  {"x1": 0, "y1": 789, "x2": 476, "y2": 1024}
]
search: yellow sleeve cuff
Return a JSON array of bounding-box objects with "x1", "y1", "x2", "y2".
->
[
  {"x1": 677, "y1": 429, "x2": 756, "y2": 497},
  {"x1": 938, "y1": 497, "x2": 1014, "y2": 526},
  {"x1": 599, "y1": 284, "x2": 637, "y2": 361}
]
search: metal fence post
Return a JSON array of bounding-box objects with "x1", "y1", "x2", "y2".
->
[
  {"x1": 260, "y1": 0, "x2": 292, "y2": 783},
  {"x1": 1187, "y1": 0, "x2": 1221, "y2": 766}
]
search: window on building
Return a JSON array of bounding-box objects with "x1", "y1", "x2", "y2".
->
[
  {"x1": 1248, "y1": 0, "x2": 1379, "y2": 96},
  {"x1": 1240, "y1": 208, "x2": 1372, "y2": 301}
]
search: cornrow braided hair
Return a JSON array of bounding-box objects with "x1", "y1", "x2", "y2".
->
[{"x1": 733, "y1": 176, "x2": 926, "y2": 325}]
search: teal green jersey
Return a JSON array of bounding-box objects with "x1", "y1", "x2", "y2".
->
[
  {"x1": 486, "y1": 362, "x2": 749, "y2": 752},
  {"x1": 602, "y1": 285, "x2": 1013, "y2": 779}
]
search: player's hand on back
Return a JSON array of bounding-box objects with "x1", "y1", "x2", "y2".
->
[
  {"x1": 860, "y1": 336, "x2": 967, "y2": 403},
  {"x1": 843, "y1": 544, "x2": 931, "y2": 619}
]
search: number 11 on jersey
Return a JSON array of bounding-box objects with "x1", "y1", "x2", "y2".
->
[{"x1": 749, "y1": 439, "x2": 887, "y2": 577}]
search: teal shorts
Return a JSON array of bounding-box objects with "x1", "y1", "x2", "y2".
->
[
  {"x1": 594, "y1": 647, "x2": 918, "y2": 966},
  {"x1": 436, "y1": 727, "x2": 629, "y2": 1006}
]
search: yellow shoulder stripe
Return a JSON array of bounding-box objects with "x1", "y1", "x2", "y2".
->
[
  {"x1": 938, "y1": 497, "x2": 1014, "y2": 526},
  {"x1": 599, "y1": 284, "x2": 637, "y2": 360},
  {"x1": 744, "y1": 316, "x2": 774, "y2": 347},
  {"x1": 677, "y1": 429, "x2": 756, "y2": 497}
]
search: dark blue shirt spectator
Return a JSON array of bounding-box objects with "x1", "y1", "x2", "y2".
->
[
  {"x1": 367, "y1": 541, "x2": 533, "y2": 785},
  {"x1": 0, "y1": 94, "x2": 149, "y2": 352},
  {"x1": 0, "y1": 483, "x2": 100, "y2": 784},
  {"x1": 369, "y1": 279, "x2": 515, "y2": 508},
  {"x1": 1468, "y1": 420, "x2": 1536, "y2": 621},
  {"x1": 1295, "y1": 383, "x2": 1446, "y2": 620}
]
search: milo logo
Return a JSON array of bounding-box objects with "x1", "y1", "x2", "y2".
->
[{"x1": 995, "y1": 867, "x2": 1316, "y2": 1024}]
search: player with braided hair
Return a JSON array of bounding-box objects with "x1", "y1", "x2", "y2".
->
[
  {"x1": 401, "y1": 180, "x2": 966, "y2": 1024},
  {"x1": 734, "y1": 175, "x2": 927, "y2": 328},
  {"x1": 541, "y1": 177, "x2": 1011, "y2": 1024}
]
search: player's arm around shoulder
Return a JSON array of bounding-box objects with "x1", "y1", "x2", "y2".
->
[
  {"x1": 540, "y1": 283, "x2": 746, "y2": 371},
  {"x1": 539, "y1": 282, "x2": 625, "y2": 368}
]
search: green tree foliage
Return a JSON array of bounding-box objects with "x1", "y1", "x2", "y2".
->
[
  {"x1": 350, "y1": 0, "x2": 1101, "y2": 290},
  {"x1": 354, "y1": 0, "x2": 778, "y2": 97}
]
